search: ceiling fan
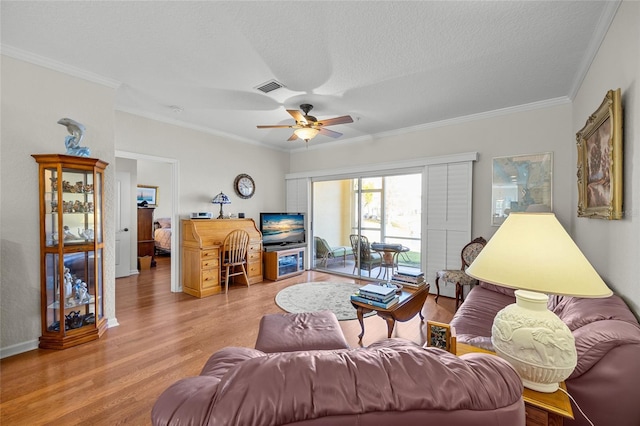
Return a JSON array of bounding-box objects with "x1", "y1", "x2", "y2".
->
[{"x1": 257, "y1": 104, "x2": 353, "y2": 142}]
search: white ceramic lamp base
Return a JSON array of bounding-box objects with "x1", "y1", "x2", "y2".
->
[{"x1": 491, "y1": 290, "x2": 577, "y2": 393}]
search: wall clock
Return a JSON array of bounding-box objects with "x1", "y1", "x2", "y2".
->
[{"x1": 234, "y1": 173, "x2": 255, "y2": 199}]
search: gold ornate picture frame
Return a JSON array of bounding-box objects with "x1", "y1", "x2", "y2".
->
[{"x1": 576, "y1": 89, "x2": 623, "y2": 220}]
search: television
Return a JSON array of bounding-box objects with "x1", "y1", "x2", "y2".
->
[{"x1": 260, "y1": 213, "x2": 305, "y2": 246}]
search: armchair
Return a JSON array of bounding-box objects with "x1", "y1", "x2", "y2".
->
[{"x1": 435, "y1": 237, "x2": 486, "y2": 309}]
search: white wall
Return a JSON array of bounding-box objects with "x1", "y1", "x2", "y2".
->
[
  {"x1": 137, "y1": 160, "x2": 172, "y2": 218},
  {"x1": 115, "y1": 111, "x2": 290, "y2": 224},
  {"x1": 1, "y1": 56, "x2": 117, "y2": 354},
  {"x1": 571, "y1": 0, "x2": 639, "y2": 314}
]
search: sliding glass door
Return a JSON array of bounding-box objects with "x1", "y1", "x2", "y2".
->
[{"x1": 312, "y1": 172, "x2": 422, "y2": 280}]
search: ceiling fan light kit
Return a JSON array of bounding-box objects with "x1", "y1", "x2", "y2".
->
[
  {"x1": 257, "y1": 104, "x2": 353, "y2": 144},
  {"x1": 294, "y1": 127, "x2": 319, "y2": 141}
]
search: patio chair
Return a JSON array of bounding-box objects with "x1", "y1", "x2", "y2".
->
[
  {"x1": 314, "y1": 236, "x2": 349, "y2": 267},
  {"x1": 349, "y1": 234, "x2": 382, "y2": 277}
]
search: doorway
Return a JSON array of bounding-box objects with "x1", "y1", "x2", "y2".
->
[{"x1": 115, "y1": 151, "x2": 180, "y2": 293}]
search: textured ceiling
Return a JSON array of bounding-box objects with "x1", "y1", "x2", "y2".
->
[{"x1": 1, "y1": 1, "x2": 619, "y2": 151}]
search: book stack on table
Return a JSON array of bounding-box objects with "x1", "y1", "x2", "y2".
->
[
  {"x1": 391, "y1": 269, "x2": 427, "y2": 289},
  {"x1": 350, "y1": 283, "x2": 400, "y2": 309}
]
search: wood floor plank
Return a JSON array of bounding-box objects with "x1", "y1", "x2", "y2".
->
[{"x1": 0, "y1": 255, "x2": 455, "y2": 425}]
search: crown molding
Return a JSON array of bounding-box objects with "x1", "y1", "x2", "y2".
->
[
  {"x1": 294, "y1": 96, "x2": 571, "y2": 153},
  {"x1": 115, "y1": 106, "x2": 285, "y2": 152},
  {"x1": 1, "y1": 44, "x2": 121, "y2": 88},
  {"x1": 285, "y1": 152, "x2": 478, "y2": 180}
]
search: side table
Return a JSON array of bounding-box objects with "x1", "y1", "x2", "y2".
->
[
  {"x1": 351, "y1": 284, "x2": 429, "y2": 340},
  {"x1": 456, "y1": 343, "x2": 574, "y2": 426}
]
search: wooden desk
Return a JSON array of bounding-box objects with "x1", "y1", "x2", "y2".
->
[
  {"x1": 456, "y1": 343, "x2": 574, "y2": 426},
  {"x1": 181, "y1": 219, "x2": 263, "y2": 297}
]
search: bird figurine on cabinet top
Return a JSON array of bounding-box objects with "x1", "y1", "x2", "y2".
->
[{"x1": 57, "y1": 117, "x2": 90, "y2": 157}]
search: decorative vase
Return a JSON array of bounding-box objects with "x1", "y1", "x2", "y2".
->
[{"x1": 491, "y1": 289, "x2": 577, "y2": 393}]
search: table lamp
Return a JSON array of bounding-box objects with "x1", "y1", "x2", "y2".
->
[
  {"x1": 466, "y1": 212, "x2": 612, "y2": 393},
  {"x1": 212, "y1": 192, "x2": 231, "y2": 219}
]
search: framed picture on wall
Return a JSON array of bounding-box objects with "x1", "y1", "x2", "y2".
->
[
  {"x1": 137, "y1": 185, "x2": 158, "y2": 207},
  {"x1": 491, "y1": 152, "x2": 553, "y2": 226},
  {"x1": 576, "y1": 88, "x2": 623, "y2": 220}
]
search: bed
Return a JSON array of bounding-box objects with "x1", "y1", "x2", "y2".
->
[{"x1": 154, "y1": 217, "x2": 172, "y2": 254}]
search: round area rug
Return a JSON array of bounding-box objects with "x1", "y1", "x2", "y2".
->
[{"x1": 275, "y1": 282, "x2": 376, "y2": 321}]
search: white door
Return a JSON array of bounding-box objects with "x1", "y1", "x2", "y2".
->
[{"x1": 115, "y1": 171, "x2": 132, "y2": 278}]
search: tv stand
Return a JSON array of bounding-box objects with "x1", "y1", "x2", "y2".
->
[
  {"x1": 264, "y1": 246, "x2": 305, "y2": 280},
  {"x1": 264, "y1": 242, "x2": 306, "y2": 252}
]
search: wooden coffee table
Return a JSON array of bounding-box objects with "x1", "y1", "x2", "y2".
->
[{"x1": 351, "y1": 284, "x2": 430, "y2": 340}]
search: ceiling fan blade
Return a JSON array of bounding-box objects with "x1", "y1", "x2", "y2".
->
[
  {"x1": 257, "y1": 124, "x2": 294, "y2": 129},
  {"x1": 316, "y1": 115, "x2": 353, "y2": 126},
  {"x1": 287, "y1": 133, "x2": 299, "y2": 141},
  {"x1": 318, "y1": 128, "x2": 343, "y2": 138},
  {"x1": 287, "y1": 109, "x2": 307, "y2": 124}
]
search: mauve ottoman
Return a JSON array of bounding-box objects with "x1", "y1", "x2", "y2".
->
[{"x1": 255, "y1": 310, "x2": 350, "y2": 353}]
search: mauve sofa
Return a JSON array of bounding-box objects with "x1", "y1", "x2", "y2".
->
[
  {"x1": 152, "y1": 338, "x2": 525, "y2": 426},
  {"x1": 450, "y1": 282, "x2": 640, "y2": 426}
]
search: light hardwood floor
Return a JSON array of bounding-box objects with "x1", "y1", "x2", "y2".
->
[{"x1": 1, "y1": 255, "x2": 456, "y2": 425}]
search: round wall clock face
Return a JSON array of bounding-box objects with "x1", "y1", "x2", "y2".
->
[{"x1": 234, "y1": 174, "x2": 255, "y2": 199}]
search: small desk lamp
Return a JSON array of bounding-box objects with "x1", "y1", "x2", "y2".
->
[
  {"x1": 212, "y1": 192, "x2": 231, "y2": 219},
  {"x1": 466, "y1": 212, "x2": 612, "y2": 393}
]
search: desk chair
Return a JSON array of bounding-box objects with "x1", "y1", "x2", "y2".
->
[
  {"x1": 221, "y1": 229, "x2": 250, "y2": 294},
  {"x1": 435, "y1": 237, "x2": 486, "y2": 309}
]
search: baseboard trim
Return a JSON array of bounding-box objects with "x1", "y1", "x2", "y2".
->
[
  {"x1": 0, "y1": 339, "x2": 38, "y2": 359},
  {"x1": 1, "y1": 316, "x2": 120, "y2": 359}
]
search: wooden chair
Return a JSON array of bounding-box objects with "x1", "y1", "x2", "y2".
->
[
  {"x1": 349, "y1": 234, "x2": 382, "y2": 277},
  {"x1": 435, "y1": 237, "x2": 487, "y2": 309},
  {"x1": 221, "y1": 229, "x2": 250, "y2": 294}
]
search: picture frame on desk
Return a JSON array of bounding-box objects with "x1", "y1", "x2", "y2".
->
[{"x1": 426, "y1": 321, "x2": 456, "y2": 353}]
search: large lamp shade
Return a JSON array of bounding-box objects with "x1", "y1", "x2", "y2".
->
[{"x1": 466, "y1": 212, "x2": 611, "y2": 392}]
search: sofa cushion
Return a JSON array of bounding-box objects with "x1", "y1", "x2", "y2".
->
[
  {"x1": 450, "y1": 285, "x2": 515, "y2": 349},
  {"x1": 549, "y1": 294, "x2": 640, "y2": 331},
  {"x1": 151, "y1": 375, "x2": 220, "y2": 426},
  {"x1": 205, "y1": 339, "x2": 522, "y2": 426},
  {"x1": 570, "y1": 319, "x2": 640, "y2": 378},
  {"x1": 478, "y1": 281, "x2": 516, "y2": 297},
  {"x1": 200, "y1": 346, "x2": 265, "y2": 379},
  {"x1": 255, "y1": 311, "x2": 350, "y2": 353}
]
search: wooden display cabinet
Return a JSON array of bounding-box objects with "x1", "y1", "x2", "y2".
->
[
  {"x1": 33, "y1": 154, "x2": 108, "y2": 349},
  {"x1": 264, "y1": 246, "x2": 306, "y2": 281},
  {"x1": 137, "y1": 207, "x2": 156, "y2": 268}
]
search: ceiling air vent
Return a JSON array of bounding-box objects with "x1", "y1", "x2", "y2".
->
[{"x1": 255, "y1": 79, "x2": 285, "y2": 93}]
